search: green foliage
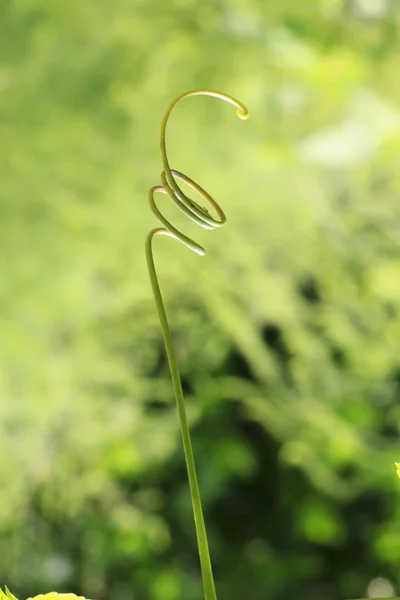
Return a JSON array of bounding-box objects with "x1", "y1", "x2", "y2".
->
[{"x1": 1, "y1": 0, "x2": 400, "y2": 599}]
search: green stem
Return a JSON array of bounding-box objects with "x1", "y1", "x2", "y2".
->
[{"x1": 146, "y1": 229, "x2": 217, "y2": 600}]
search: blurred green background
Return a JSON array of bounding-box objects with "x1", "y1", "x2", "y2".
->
[{"x1": 1, "y1": 0, "x2": 400, "y2": 599}]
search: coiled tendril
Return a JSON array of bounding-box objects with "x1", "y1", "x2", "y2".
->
[{"x1": 145, "y1": 90, "x2": 249, "y2": 600}]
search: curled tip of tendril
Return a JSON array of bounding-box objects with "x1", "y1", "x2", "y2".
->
[
  {"x1": 236, "y1": 107, "x2": 249, "y2": 120},
  {"x1": 149, "y1": 89, "x2": 249, "y2": 257}
]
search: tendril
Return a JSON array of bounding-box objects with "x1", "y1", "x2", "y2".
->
[{"x1": 145, "y1": 90, "x2": 249, "y2": 600}]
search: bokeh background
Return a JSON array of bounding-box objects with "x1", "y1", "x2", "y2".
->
[{"x1": 2, "y1": 0, "x2": 400, "y2": 599}]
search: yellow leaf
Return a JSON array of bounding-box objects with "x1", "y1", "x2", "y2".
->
[
  {"x1": 395, "y1": 462, "x2": 400, "y2": 478},
  {"x1": 1, "y1": 588, "x2": 18, "y2": 600},
  {"x1": 1, "y1": 590, "x2": 89, "y2": 600},
  {"x1": 27, "y1": 596, "x2": 88, "y2": 600}
]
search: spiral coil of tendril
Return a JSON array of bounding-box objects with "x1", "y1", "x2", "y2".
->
[
  {"x1": 145, "y1": 90, "x2": 248, "y2": 600},
  {"x1": 147, "y1": 90, "x2": 249, "y2": 255}
]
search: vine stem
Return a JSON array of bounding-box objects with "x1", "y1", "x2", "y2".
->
[
  {"x1": 146, "y1": 229, "x2": 217, "y2": 600},
  {"x1": 145, "y1": 90, "x2": 249, "y2": 600}
]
